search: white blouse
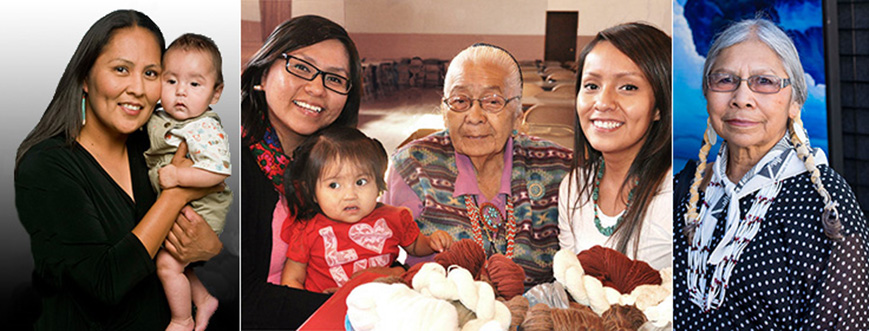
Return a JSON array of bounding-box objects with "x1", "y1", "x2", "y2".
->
[{"x1": 557, "y1": 168, "x2": 673, "y2": 270}]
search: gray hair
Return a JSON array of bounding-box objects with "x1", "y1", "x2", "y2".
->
[
  {"x1": 685, "y1": 18, "x2": 844, "y2": 242},
  {"x1": 701, "y1": 18, "x2": 807, "y2": 105},
  {"x1": 443, "y1": 44, "x2": 523, "y2": 116}
]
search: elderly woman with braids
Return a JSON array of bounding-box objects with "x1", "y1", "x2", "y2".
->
[
  {"x1": 673, "y1": 18, "x2": 869, "y2": 329},
  {"x1": 384, "y1": 44, "x2": 572, "y2": 288}
]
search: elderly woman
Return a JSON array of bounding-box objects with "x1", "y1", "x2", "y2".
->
[
  {"x1": 239, "y1": 15, "x2": 369, "y2": 329},
  {"x1": 558, "y1": 22, "x2": 672, "y2": 270},
  {"x1": 14, "y1": 10, "x2": 222, "y2": 329},
  {"x1": 674, "y1": 18, "x2": 868, "y2": 329},
  {"x1": 385, "y1": 43, "x2": 572, "y2": 287}
]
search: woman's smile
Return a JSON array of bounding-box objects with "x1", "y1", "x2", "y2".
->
[
  {"x1": 577, "y1": 41, "x2": 656, "y2": 158},
  {"x1": 591, "y1": 118, "x2": 625, "y2": 131},
  {"x1": 293, "y1": 99, "x2": 324, "y2": 114}
]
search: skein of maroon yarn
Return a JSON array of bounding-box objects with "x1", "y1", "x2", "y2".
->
[
  {"x1": 399, "y1": 239, "x2": 487, "y2": 285},
  {"x1": 484, "y1": 254, "x2": 525, "y2": 300},
  {"x1": 434, "y1": 239, "x2": 486, "y2": 277},
  {"x1": 577, "y1": 245, "x2": 661, "y2": 294}
]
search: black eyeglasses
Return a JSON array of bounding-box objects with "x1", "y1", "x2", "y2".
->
[
  {"x1": 442, "y1": 94, "x2": 520, "y2": 113},
  {"x1": 282, "y1": 54, "x2": 352, "y2": 95},
  {"x1": 706, "y1": 73, "x2": 791, "y2": 94}
]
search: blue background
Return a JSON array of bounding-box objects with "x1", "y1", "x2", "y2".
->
[{"x1": 673, "y1": 0, "x2": 828, "y2": 173}]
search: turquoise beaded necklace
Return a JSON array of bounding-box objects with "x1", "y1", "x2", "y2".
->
[{"x1": 592, "y1": 159, "x2": 639, "y2": 236}]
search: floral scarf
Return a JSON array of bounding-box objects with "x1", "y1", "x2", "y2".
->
[
  {"x1": 245, "y1": 122, "x2": 296, "y2": 284},
  {"x1": 248, "y1": 125, "x2": 291, "y2": 195}
]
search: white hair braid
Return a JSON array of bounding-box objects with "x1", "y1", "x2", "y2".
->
[
  {"x1": 788, "y1": 115, "x2": 843, "y2": 241},
  {"x1": 683, "y1": 119, "x2": 717, "y2": 241}
]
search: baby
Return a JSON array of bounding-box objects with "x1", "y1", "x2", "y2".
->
[
  {"x1": 280, "y1": 127, "x2": 452, "y2": 293},
  {"x1": 144, "y1": 33, "x2": 231, "y2": 331}
]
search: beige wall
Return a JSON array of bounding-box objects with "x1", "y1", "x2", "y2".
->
[
  {"x1": 243, "y1": 0, "x2": 671, "y2": 62},
  {"x1": 548, "y1": 0, "x2": 671, "y2": 35},
  {"x1": 293, "y1": 0, "x2": 345, "y2": 26}
]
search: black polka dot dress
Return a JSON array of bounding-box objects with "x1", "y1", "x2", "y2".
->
[{"x1": 674, "y1": 165, "x2": 869, "y2": 330}]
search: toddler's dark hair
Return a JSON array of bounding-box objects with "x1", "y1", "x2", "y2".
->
[
  {"x1": 166, "y1": 33, "x2": 224, "y2": 88},
  {"x1": 285, "y1": 127, "x2": 388, "y2": 220}
]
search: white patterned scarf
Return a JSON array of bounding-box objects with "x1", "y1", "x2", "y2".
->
[{"x1": 687, "y1": 134, "x2": 828, "y2": 311}]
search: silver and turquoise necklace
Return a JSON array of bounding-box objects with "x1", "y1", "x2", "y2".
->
[{"x1": 592, "y1": 159, "x2": 638, "y2": 236}]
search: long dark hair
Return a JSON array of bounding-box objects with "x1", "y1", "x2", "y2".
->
[
  {"x1": 241, "y1": 15, "x2": 362, "y2": 146},
  {"x1": 285, "y1": 127, "x2": 388, "y2": 221},
  {"x1": 14, "y1": 9, "x2": 165, "y2": 171},
  {"x1": 570, "y1": 22, "x2": 672, "y2": 256}
]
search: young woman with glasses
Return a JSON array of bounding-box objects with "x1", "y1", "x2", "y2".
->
[{"x1": 239, "y1": 15, "x2": 372, "y2": 329}]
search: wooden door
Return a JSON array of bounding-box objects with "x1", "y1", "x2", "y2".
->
[
  {"x1": 545, "y1": 11, "x2": 578, "y2": 63},
  {"x1": 260, "y1": 0, "x2": 293, "y2": 41}
]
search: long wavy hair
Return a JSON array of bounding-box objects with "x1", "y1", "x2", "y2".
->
[
  {"x1": 569, "y1": 22, "x2": 672, "y2": 256},
  {"x1": 15, "y1": 10, "x2": 165, "y2": 172},
  {"x1": 241, "y1": 15, "x2": 362, "y2": 146}
]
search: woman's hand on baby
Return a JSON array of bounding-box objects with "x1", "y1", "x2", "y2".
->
[
  {"x1": 163, "y1": 142, "x2": 225, "y2": 202},
  {"x1": 171, "y1": 141, "x2": 195, "y2": 168},
  {"x1": 158, "y1": 164, "x2": 179, "y2": 189},
  {"x1": 163, "y1": 206, "x2": 222, "y2": 264},
  {"x1": 428, "y1": 230, "x2": 453, "y2": 252}
]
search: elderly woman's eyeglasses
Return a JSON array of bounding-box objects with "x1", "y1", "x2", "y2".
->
[
  {"x1": 282, "y1": 54, "x2": 352, "y2": 95},
  {"x1": 707, "y1": 73, "x2": 791, "y2": 94},
  {"x1": 443, "y1": 95, "x2": 520, "y2": 113}
]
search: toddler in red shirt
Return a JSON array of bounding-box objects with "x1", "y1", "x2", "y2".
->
[{"x1": 280, "y1": 127, "x2": 452, "y2": 293}]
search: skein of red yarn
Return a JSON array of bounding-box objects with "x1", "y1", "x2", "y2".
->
[
  {"x1": 483, "y1": 254, "x2": 525, "y2": 300},
  {"x1": 434, "y1": 239, "x2": 486, "y2": 277},
  {"x1": 399, "y1": 239, "x2": 487, "y2": 285},
  {"x1": 576, "y1": 245, "x2": 661, "y2": 294},
  {"x1": 399, "y1": 238, "x2": 525, "y2": 302}
]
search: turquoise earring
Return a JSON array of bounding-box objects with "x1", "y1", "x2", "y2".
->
[
  {"x1": 512, "y1": 129, "x2": 518, "y2": 136},
  {"x1": 81, "y1": 95, "x2": 87, "y2": 126}
]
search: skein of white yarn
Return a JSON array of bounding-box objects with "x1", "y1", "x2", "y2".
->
[
  {"x1": 629, "y1": 284, "x2": 670, "y2": 311},
  {"x1": 659, "y1": 268, "x2": 673, "y2": 293},
  {"x1": 444, "y1": 265, "x2": 510, "y2": 330},
  {"x1": 553, "y1": 249, "x2": 590, "y2": 305},
  {"x1": 642, "y1": 295, "x2": 673, "y2": 327},
  {"x1": 362, "y1": 263, "x2": 510, "y2": 331},
  {"x1": 413, "y1": 262, "x2": 461, "y2": 300},
  {"x1": 347, "y1": 282, "x2": 460, "y2": 331},
  {"x1": 582, "y1": 275, "x2": 610, "y2": 315}
]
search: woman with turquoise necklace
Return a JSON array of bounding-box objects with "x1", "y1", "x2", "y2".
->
[{"x1": 557, "y1": 22, "x2": 672, "y2": 270}]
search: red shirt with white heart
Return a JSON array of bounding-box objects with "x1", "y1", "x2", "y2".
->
[{"x1": 284, "y1": 204, "x2": 420, "y2": 292}]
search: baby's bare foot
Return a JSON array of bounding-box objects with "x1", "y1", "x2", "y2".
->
[
  {"x1": 166, "y1": 317, "x2": 194, "y2": 331},
  {"x1": 193, "y1": 295, "x2": 219, "y2": 331}
]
